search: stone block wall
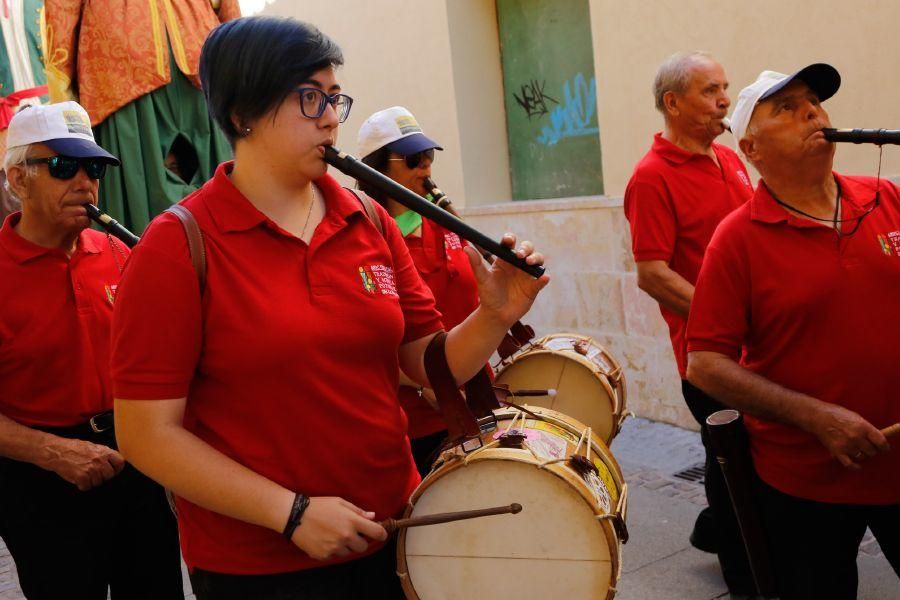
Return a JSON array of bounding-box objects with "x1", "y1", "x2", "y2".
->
[{"x1": 464, "y1": 196, "x2": 697, "y2": 430}]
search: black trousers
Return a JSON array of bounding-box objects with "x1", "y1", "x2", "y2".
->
[
  {"x1": 0, "y1": 425, "x2": 183, "y2": 600},
  {"x1": 681, "y1": 379, "x2": 757, "y2": 594},
  {"x1": 409, "y1": 429, "x2": 447, "y2": 478},
  {"x1": 756, "y1": 478, "x2": 900, "y2": 600},
  {"x1": 190, "y1": 541, "x2": 404, "y2": 600}
]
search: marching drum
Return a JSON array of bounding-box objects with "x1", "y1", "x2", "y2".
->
[
  {"x1": 494, "y1": 333, "x2": 628, "y2": 444},
  {"x1": 397, "y1": 406, "x2": 627, "y2": 600}
]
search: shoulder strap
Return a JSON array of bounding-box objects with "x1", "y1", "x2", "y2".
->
[
  {"x1": 345, "y1": 187, "x2": 384, "y2": 237},
  {"x1": 165, "y1": 204, "x2": 207, "y2": 291},
  {"x1": 424, "y1": 331, "x2": 480, "y2": 441}
]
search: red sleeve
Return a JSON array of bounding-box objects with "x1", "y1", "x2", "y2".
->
[
  {"x1": 111, "y1": 215, "x2": 202, "y2": 400},
  {"x1": 623, "y1": 173, "x2": 677, "y2": 263},
  {"x1": 685, "y1": 226, "x2": 751, "y2": 361},
  {"x1": 373, "y1": 204, "x2": 444, "y2": 343}
]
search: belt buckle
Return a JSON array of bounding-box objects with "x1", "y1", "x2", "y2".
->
[{"x1": 89, "y1": 412, "x2": 112, "y2": 433}]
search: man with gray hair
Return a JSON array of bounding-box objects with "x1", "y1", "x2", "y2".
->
[
  {"x1": 624, "y1": 51, "x2": 756, "y2": 596},
  {"x1": 0, "y1": 130, "x2": 21, "y2": 220},
  {"x1": 0, "y1": 101, "x2": 183, "y2": 598},
  {"x1": 687, "y1": 63, "x2": 900, "y2": 598}
]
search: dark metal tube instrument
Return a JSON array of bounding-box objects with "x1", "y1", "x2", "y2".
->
[
  {"x1": 706, "y1": 409, "x2": 779, "y2": 599},
  {"x1": 324, "y1": 145, "x2": 544, "y2": 278},
  {"x1": 380, "y1": 503, "x2": 522, "y2": 535},
  {"x1": 423, "y1": 175, "x2": 495, "y2": 263},
  {"x1": 85, "y1": 204, "x2": 140, "y2": 248},
  {"x1": 822, "y1": 128, "x2": 900, "y2": 145},
  {"x1": 723, "y1": 117, "x2": 900, "y2": 146}
]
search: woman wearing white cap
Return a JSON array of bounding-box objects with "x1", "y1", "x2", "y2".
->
[
  {"x1": 109, "y1": 16, "x2": 548, "y2": 599},
  {"x1": 357, "y1": 107, "x2": 484, "y2": 476}
]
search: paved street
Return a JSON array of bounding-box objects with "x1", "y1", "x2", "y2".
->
[{"x1": 2, "y1": 417, "x2": 897, "y2": 599}]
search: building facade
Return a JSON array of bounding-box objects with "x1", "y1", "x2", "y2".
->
[{"x1": 262, "y1": 0, "x2": 900, "y2": 428}]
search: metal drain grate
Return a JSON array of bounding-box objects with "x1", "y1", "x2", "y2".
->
[{"x1": 672, "y1": 462, "x2": 706, "y2": 484}]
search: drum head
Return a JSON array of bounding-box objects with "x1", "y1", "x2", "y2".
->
[
  {"x1": 496, "y1": 352, "x2": 617, "y2": 443},
  {"x1": 402, "y1": 459, "x2": 615, "y2": 599}
]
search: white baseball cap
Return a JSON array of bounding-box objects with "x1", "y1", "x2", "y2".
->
[
  {"x1": 357, "y1": 106, "x2": 442, "y2": 159},
  {"x1": 5, "y1": 101, "x2": 119, "y2": 164},
  {"x1": 730, "y1": 63, "x2": 841, "y2": 146}
]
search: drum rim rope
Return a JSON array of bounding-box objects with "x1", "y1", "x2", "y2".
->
[
  {"x1": 495, "y1": 333, "x2": 629, "y2": 441},
  {"x1": 396, "y1": 406, "x2": 627, "y2": 600}
]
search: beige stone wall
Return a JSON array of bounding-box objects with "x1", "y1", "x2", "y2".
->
[
  {"x1": 261, "y1": 0, "x2": 511, "y2": 205},
  {"x1": 591, "y1": 0, "x2": 900, "y2": 195},
  {"x1": 462, "y1": 197, "x2": 692, "y2": 428},
  {"x1": 261, "y1": 0, "x2": 900, "y2": 429}
]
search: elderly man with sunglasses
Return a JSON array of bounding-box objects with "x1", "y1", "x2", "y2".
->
[
  {"x1": 0, "y1": 102, "x2": 184, "y2": 599},
  {"x1": 687, "y1": 64, "x2": 900, "y2": 599}
]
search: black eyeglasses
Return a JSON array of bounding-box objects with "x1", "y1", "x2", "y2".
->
[
  {"x1": 388, "y1": 148, "x2": 435, "y2": 169},
  {"x1": 25, "y1": 155, "x2": 108, "y2": 180},
  {"x1": 295, "y1": 87, "x2": 353, "y2": 123}
]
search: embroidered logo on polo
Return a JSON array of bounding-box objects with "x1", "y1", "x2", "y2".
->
[
  {"x1": 358, "y1": 265, "x2": 398, "y2": 297},
  {"x1": 104, "y1": 284, "x2": 118, "y2": 305},
  {"x1": 877, "y1": 231, "x2": 900, "y2": 256},
  {"x1": 444, "y1": 232, "x2": 463, "y2": 253},
  {"x1": 736, "y1": 170, "x2": 752, "y2": 189}
]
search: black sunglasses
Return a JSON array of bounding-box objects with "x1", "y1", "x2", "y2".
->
[
  {"x1": 25, "y1": 155, "x2": 108, "y2": 180},
  {"x1": 295, "y1": 87, "x2": 354, "y2": 123},
  {"x1": 388, "y1": 148, "x2": 435, "y2": 169}
]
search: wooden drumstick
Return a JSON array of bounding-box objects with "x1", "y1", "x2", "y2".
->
[
  {"x1": 380, "y1": 503, "x2": 522, "y2": 535},
  {"x1": 881, "y1": 423, "x2": 900, "y2": 439}
]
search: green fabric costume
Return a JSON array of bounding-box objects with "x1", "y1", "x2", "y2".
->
[
  {"x1": 94, "y1": 47, "x2": 231, "y2": 234},
  {"x1": 0, "y1": 0, "x2": 46, "y2": 98}
]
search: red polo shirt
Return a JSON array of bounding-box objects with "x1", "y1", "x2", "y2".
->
[
  {"x1": 687, "y1": 174, "x2": 900, "y2": 504},
  {"x1": 0, "y1": 213, "x2": 127, "y2": 427},
  {"x1": 401, "y1": 217, "x2": 480, "y2": 438},
  {"x1": 110, "y1": 163, "x2": 443, "y2": 574},
  {"x1": 624, "y1": 133, "x2": 753, "y2": 377}
]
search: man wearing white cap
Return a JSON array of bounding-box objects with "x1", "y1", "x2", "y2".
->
[
  {"x1": 624, "y1": 51, "x2": 756, "y2": 596},
  {"x1": 0, "y1": 101, "x2": 183, "y2": 598},
  {"x1": 687, "y1": 64, "x2": 900, "y2": 598},
  {"x1": 357, "y1": 107, "x2": 485, "y2": 476}
]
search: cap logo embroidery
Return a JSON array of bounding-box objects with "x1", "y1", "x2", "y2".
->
[
  {"x1": 62, "y1": 110, "x2": 91, "y2": 136},
  {"x1": 394, "y1": 115, "x2": 422, "y2": 135},
  {"x1": 358, "y1": 264, "x2": 398, "y2": 297}
]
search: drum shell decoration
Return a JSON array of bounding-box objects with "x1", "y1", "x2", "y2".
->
[
  {"x1": 494, "y1": 333, "x2": 627, "y2": 444},
  {"x1": 397, "y1": 406, "x2": 628, "y2": 600}
]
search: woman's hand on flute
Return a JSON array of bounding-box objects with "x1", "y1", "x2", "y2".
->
[
  {"x1": 290, "y1": 497, "x2": 387, "y2": 561},
  {"x1": 465, "y1": 233, "x2": 549, "y2": 328}
]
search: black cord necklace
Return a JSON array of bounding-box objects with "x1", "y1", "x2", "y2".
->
[
  {"x1": 765, "y1": 178, "x2": 843, "y2": 230},
  {"x1": 764, "y1": 147, "x2": 884, "y2": 239}
]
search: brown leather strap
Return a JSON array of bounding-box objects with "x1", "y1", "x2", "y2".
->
[
  {"x1": 509, "y1": 321, "x2": 535, "y2": 345},
  {"x1": 496, "y1": 321, "x2": 536, "y2": 360},
  {"x1": 497, "y1": 334, "x2": 522, "y2": 360},
  {"x1": 464, "y1": 366, "x2": 500, "y2": 418},
  {"x1": 166, "y1": 204, "x2": 206, "y2": 291},
  {"x1": 345, "y1": 187, "x2": 384, "y2": 237},
  {"x1": 424, "y1": 332, "x2": 479, "y2": 439}
]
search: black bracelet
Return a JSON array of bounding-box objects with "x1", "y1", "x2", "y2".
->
[{"x1": 282, "y1": 493, "x2": 310, "y2": 541}]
